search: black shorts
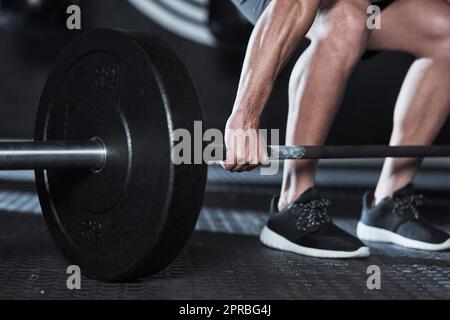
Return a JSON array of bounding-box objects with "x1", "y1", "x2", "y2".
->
[{"x1": 230, "y1": 0, "x2": 397, "y2": 59}]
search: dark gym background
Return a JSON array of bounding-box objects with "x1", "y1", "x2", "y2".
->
[{"x1": 1, "y1": 0, "x2": 449, "y2": 145}]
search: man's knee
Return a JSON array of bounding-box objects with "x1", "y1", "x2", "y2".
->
[
  {"x1": 422, "y1": 10, "x2": 450, "y2": 59},
  {"x1": 434, "y1": 21, "x2": 450, "y2": 60},
  {"x1": 311, "y1": 2, "x2": 369, "y2": 69},
  {"x1": 437, "y1": 38, "x2": 450, "y2": 61},
  {"x1": 428, "y1": 8, "x2": 450, "y2": 39}
]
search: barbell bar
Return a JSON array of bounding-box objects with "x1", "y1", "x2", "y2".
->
[
  {"x1": 1, "y1": 142, "x2": 450, "y2": 171},
  {"x1": 268, "y1": 145, "x2": 450, "y2": 159},
  {"x1": 0, "y1": 141, "x2": 106, "y2": 170},
  {"x1": 7, "y1": 29, "x2": 450, "y2": 282}
]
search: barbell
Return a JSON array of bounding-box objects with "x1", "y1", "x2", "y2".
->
[{"x1": 3, "y1": 29, "x2": 450, "y2": 281}]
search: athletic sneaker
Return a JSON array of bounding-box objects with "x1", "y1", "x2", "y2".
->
[
  {"x1": 260, "y1": 188, "x2": 370, "y2": 258},
  {"x1": 357, "y1": 184, "x2": 450, "y2": 251}
]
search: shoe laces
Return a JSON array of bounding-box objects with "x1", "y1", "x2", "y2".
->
[
  {"x1": 290, "y1": 198, "x2": 332, "y2": 231},
  {"x1": 393, "y1": 194, "x2": 424, "y2": 220}
]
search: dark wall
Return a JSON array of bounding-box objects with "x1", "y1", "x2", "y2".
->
[{"x1": 0, "y1": 0, "x2": 448, "y2": 145}]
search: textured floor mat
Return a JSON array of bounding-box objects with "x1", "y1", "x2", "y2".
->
[{"x1": 0, "y1": 211, "x2": 448, "y2": 300}]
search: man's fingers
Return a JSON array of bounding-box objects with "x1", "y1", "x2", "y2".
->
[
  {"x1": 234, "y1": 144, "x2": 251, "y2": 172},
  {"x1": 222, "y1": 162, "x2": 235, "y2": 171},
  {"x1": 244, "y1": 164, "x2": 258, "y2": 172},
  {"x1": 222, "y1": 128, "x2": 271, "y2": 172},
  {"x1": 221, "y1": 145, "x2": 237, "y2": 170},
  {"x1": 258, "y1": 135, "x2": 270, "y2": 164}
]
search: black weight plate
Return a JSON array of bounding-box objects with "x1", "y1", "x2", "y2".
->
[{"x1": 34, "y1": 29, "x2": 207, "y2": 281}]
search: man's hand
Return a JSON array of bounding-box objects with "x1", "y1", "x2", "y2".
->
[{"x1": 222, "y1": 112, "x2": 269, "y2": 172}]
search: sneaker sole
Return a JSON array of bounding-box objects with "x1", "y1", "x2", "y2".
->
[
  {"x1": 260, "y1": 226, "x2": 370, "y2": 259},
  {"x1": 356, "y1": 222, "x2": 450, "y2": 251}
]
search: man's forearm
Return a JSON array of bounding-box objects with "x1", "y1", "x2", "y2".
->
[{"x1": 231, "y1": 0, "x2": 320, "y2": 122}]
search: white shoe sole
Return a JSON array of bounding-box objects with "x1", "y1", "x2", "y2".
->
[
  {"x1": 356, "y1": 222, "x2": 450, "y2": 251},
  {"x1": 259, "y1": 226, "x2": 370, "y2": 259}
]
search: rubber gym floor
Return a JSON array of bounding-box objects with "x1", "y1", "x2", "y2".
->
[{"x1": 0, "y1": 163, "x2": 448, "y2": 300}]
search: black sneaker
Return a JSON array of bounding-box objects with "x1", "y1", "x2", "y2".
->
[
  {"x1": 357, "y1": 184, "x2": 450, "y2": 251},
  {"x1": 260, "y1": 188, "x2": 370, "y2": 258}
]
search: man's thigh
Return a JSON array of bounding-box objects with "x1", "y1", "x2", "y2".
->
[{"x1": 367, "y1": 0, "x2": 450, "y2": 56}]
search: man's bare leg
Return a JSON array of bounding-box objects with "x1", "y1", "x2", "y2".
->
[
  {"x1": 279, "y1": 0, "x2": 371, "y2": 209},
  {"x1": 369, "y1": 0, "x2": 450, "y2": 204}
]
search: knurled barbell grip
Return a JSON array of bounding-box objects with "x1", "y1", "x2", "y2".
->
[
  {"x1": 0, "y1": 141, "x2": 107, "y2": 170},
  {"x1": 298, "y1": 145, "x2": 450, "y2": 159},
  {"x1": 220, "y1": 145, "x2": 450, "y2": 160}
]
